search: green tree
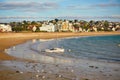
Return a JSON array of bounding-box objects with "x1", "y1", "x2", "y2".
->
[
  {"x1": 35, "y1": 27, "x2": 40, "y2": 32},
  {"x1": 12, "y1": 27, "x2": 23, "y2": 32},
  {"x1": 80, "y1": 21, "x2": 88, "y2": 30},
  {"x1": 104, "y1": 20, "x2": 109, "y2": 31},
  {"x1": 74, "y1": 19, "x2": 78, "y2": 23},
  {"x1": 55, "y1": 18, "x2": 59, "y2": 22},
  {"x1": 104, "y1": 21, "x2": 109, "y2": 27},
  {"x1": 31, "y1": 21, "x2": 37, "y2": 25},
  {"x1": 22, "y1": 20, "x2": 28, "y2": 30},
  {"x1": 73, "y1": 24, "x2": 79, "y2": 28},
  {"x1": 73, "y1": 23, "x2": 80, "y2": 32}
]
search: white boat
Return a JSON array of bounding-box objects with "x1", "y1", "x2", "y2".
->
[
  {"x1": 44, "y1": 32, "x2": 65, "y2": 53},
  {"x1": 45, "y1": 47, "x2": 64, "y2": 53}
]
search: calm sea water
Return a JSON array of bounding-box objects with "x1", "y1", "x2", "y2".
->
[
  {"x1": 7, "y1": 35, "x2": 120, "y2": 63},
  {"x1": 57, "y1": 35, "x2": 120, "y2": 62},
  {"x1": 31, "y1": 35, "x2": 120, "y2": 62}
]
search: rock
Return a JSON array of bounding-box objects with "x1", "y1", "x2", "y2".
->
[
  {"x1": 20, "y1": 72, "x2": 23, "y2": 74},
  {"x1": 36, "y1": 75, "x2": 39, "y2": 78},
  {"x1": 89, "y1": 66, "x2": 94, "y2": 68},
  {"x1": 82, "y1": 78, "x2": 89, "y2": 80},
  {"x1": 37, "y1": 70, "x2": 40, "y2": 73},
  {"x1": 13, "y1": 66, "x2": 16, "y2": 68},
  {"x1": 42, "y1": 75, "x2": 45, "y2": 79},
  {"x1": 59, "y1": 75, "x2": 62, "y2": 78},
  {"x1": 66, "y1": 67, "x2": 69, "y2": 70},
  {"x1": 109, "y1": 74, "x2": 112, "y2": 76},
  {"x1": 48, "y1": 71, "x2": 52, "y2": 73},
  {"x1": 71, "y1": 69, "x2": 74, "y2": 72},
  {"x1": 95, "y1": 66, "x2": 98, "y2": 69},
  {"x1": 16, "y1": 71, "x2": 20, "y2": 73},
  {"x1": 89, "y1": 66, "x2": 98, "y2": 69},
  {"x1": 41, "y1": 69, "x2": 44, "y2": 73},
  {"x1": 56, "y1": 64, "x2": 59, "y2": 67},
  {"x1": 100, "y1": 71, "x2": 103, "y2": 73},
  {"x1": 114, "y1": 69, "x2": 119, "y2": 71},
  {"x1": 42, "y1": 65, "x2": 46, "y2": 68}
]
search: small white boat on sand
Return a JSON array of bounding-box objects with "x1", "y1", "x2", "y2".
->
[{"x1": 45, "y1": 48, "x2": 64, "y2": 53}]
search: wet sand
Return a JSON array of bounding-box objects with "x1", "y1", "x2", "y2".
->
[{"x1": 0, "y1": 32, "x2": 120, "y2": 80}]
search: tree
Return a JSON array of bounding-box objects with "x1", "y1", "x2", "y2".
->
[
  {"x1": 35, "y1": 27, "x2": 40, "y2": 32},
  {"x1": 73, "y1": 24, "x2": 79, "y2": 28},
  {"x1": 55, "y1": 18, "x2": 59, "y2": 22},
  {"x1": 12, "y1": 27, "x2": 23, "y2": 32},
  {"x1": 22, "y1": 20, "x2": 28, "y2": 30},
  {"x1": 89, "y1": 20, "x2": 94, "y2": 27},
  {"x1": 74, "y1": 19, "x2": 78, "y2": 23},
  {"x1": 10, "y1": 22, "x2": 16, "y2": 27},
  {"x1": 80, "y1": 21, "x2": 88, "y2": 30},
  {"x1": 104, "y1": 20, "x2": 109, "y2": 31},
  {"x1": 31, "y1": 21, "x2": 37, "y2": 25},
  {"x1": 73, "y1": 23, "x2": 80, "y2": 32},
  {"x1": 104, "y1": 20, "x2": 109, "y2": 27}
]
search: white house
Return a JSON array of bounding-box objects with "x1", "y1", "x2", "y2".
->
[
  {"x1": 112, "y1": 27, "x2": 116, "y2": 31},
  {"x1": 0, "y1": 24, "x2": 12, "y2": 32},
  {"x1": 68, "y1": 23, "x2": 74, "y2": 32},
  {"x1": 39, "y1": 23, "x2": 55, "y2": 32},
  {"x1": 32, "y1": 26, "x2": 37, "y2": 32},
  {"x1": 93, "y1": 27, "x2": 98, "y2": 32}
]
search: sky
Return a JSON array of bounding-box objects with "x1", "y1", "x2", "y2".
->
[{"x1": 0, "y1": 0, "x2": 120, "y2": 22}]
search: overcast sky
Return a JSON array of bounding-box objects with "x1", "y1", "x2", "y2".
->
[{"x1": 0, "y1": 0, "x2": 120, "y2": 22}]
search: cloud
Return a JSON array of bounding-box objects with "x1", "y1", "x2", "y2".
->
[
  {"x1": 0, "y1": 2, "x2": 59, "y2": 12},
  {"x1": 109, "y1": 0, "x2": 120, "y2": 3},
  {"x1": 2, "y1": 0, "x2": 65, "y2": 3},
  {"x1": 68, "y1": 3, "x2": 120, "y2": 10},
  {"x1": 92, "y1": 3, "x2": 120, "y2": 8},
  {"x1": 67, "y1": 5, "x2": 92, "y2": 10}
]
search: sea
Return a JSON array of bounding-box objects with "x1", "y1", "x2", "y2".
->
[
  {"x1": 6, "y1": 35, "x2": 120, "y2": 63},
  {"x1": 59, "y1": 35, "x2": 120, "y2": 62}
]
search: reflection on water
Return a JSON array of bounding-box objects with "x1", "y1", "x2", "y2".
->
[
  {"x1": 32, "y1": 39, "x2": 36, "y2": 43},
  {"x1": 30, "y1": 52, "x2": 72, "y2": 64}
]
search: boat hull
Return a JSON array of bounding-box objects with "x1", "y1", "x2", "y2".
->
[{"x1": 45, "y1": 48, "x2": 64, "y2": 53}]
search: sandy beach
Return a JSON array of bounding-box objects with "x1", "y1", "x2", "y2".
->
[{"x1": 0, "y1": 32, "x2": 120, "y2": 80}]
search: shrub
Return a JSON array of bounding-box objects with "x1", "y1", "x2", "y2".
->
[{"x1": 12, "y1": 27, "x2": 23, "y2": 32}]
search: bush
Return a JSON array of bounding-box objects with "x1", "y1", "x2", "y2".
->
[
  {"x1": 35, "y1": 27, "x2": 40, "y2": 32},
  {"x1": 12, "y1": 27, "x2": 23, "y2": 32}
]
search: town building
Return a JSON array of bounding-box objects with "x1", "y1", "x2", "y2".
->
[
  {"x1": 39, "y1": 23, "x2": 56, "y2": 32},
  {"x1": 60, "y1": 20, "x2": 69, "y2": 31},
  {"x1": 0, "y1": 24, "x2": 12, "y2": 32}
]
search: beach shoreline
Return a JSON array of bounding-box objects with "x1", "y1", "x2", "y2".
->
[
  {"x1": 0, "y1": 32, "x2": 120, "y2": 80},
  {"x1": 0, "y1": 32, "x2": 120, "y2": 60}
]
